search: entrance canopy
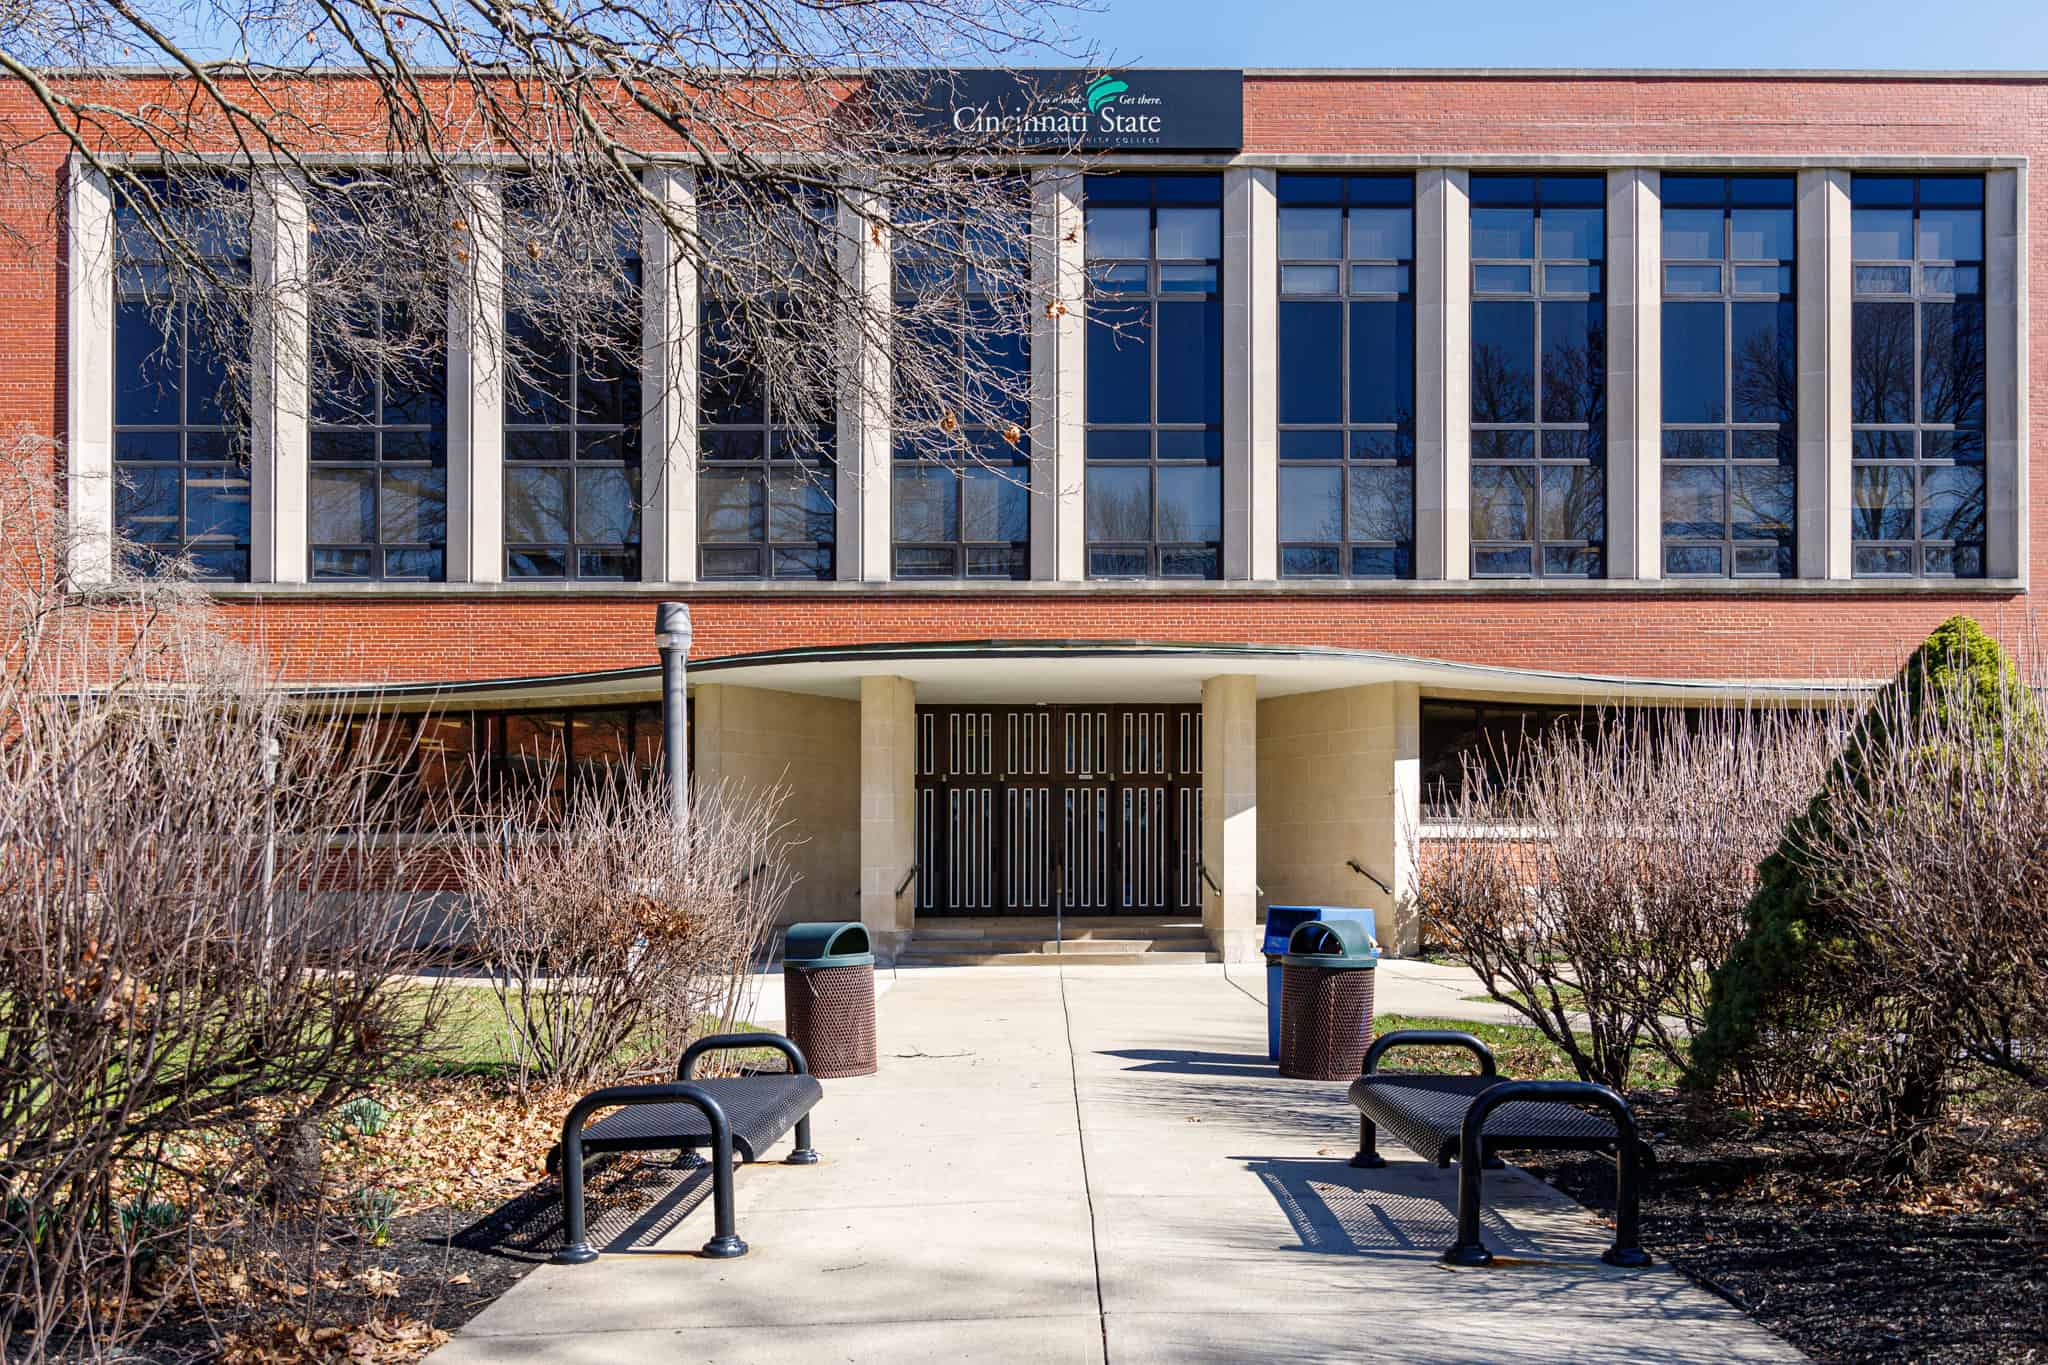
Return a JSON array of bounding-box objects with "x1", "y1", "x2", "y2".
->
[{"x1": 313, "y1": 639, "x2": 1859, "y2": 712}]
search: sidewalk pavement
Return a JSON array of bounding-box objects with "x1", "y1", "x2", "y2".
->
[{"x1": 434, "y1": 964, "x2": 1800, "y2": 1364}]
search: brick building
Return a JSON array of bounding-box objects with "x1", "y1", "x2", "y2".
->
[{"x1": 30, "y1": 67, "x2": 2042, "y2": 956}]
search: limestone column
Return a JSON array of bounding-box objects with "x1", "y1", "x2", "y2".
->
[
  {"x1": 1383, "y1": 683, "x2": 1423, "y2": 955},
  {"x1": 1031, "y1": 168, "x2": 1086, "y2": 581},
  {"x1": 1607, "y1": 169, "x2": 1661, "y2": 580},
  {"x1": 1223, "y1": 167, "x2": 1278, "y2": 580},
  {"x1": 1201, "y1": 675, "x2": 1259, "y2": 962},
  {"x1": 446, "y1": 169, "x2": 504, "y2": 583},
  {"x1": 641, "y1": 166, "x2": 698, "y2": 583},
  {"x1": 66, "y1": 161, "x2": 117, "y2": 587},
  {"x1": 251, "y1": 171, "x2": 309, "y2": 584},
  {"x1": 837, "y1": 187, "x2": 892, "y2": 582},
  {"x1": 860, "y1": 676, "x2": 917, "y2": 942},
  {"x1": 1797, "y1": 169, "x2": 1853, "y2": 580},
  {"x1": 1414, "y1": 170, "x2": 1470, "y2": 580},
  {"x1": 1985, "y1": 168, "x2": 2026, "y2": 581}
]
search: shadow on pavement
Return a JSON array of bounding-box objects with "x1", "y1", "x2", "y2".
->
[
  {"x1": 1236, "y1": 1155, "x2": 1544, "y2": 1259},
  {"x1": 445, "y1": 1153, "x2": 717, "y2": 1263}
]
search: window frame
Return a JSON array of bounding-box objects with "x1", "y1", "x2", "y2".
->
[
  {"x1": 1658, "y1": 174, "x2": 1799, "y2": 580},
  {"x1": 1082, "y1": 173, "x2": 1226, "y2": 581},
  {"x1": 1468, "y1": 174, "x2": 1608, "y2": 580},
  {"x1": 1849, "y1": 174, "x2": 1988, "y2": 580},
  {"x1": 1274, "y1": 174, "x2": 1418, "y2": 580},
  {"x1": 111, "y1": 175, "x2": 253, "y2": 581}
]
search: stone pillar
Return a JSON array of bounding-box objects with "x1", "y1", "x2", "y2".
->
[
  {"x1": 1385, "y1": 683, "x2": 1423, "y2": 956},
  {"x1": 446, "y1": 169, "x2": 504, "y2": 583},
  {"x1": 1414, "y1": 169, "x2": 1471, "y2": 581},
  {"x1": 1607, "y1": 169, "x2": 1661, "y2": 580},
  {"x1": 1032, "y1": 168, "x2": 1086, "y2": 582},
  {"x1": 1252, "y1": 682, "x2": 1423, "y2": 957},
  {"x1": 837, "y1": 187, "x2": 892, "y2": 582},
  {"x1": 1223, "y1": 167, "x2": 1278, "y2": 580},
  {"x1": 251, "y1": 171, "x2": 309, "y2": 584},
  {"x1": 1201, "y1": 675, "x2": 1259, "y2": 963},
  {"x1": 65, "y1": 160, "x2": 117, "y2": 587},
  {"x1": 1797, "y1": 169, "x2": 1853, "y2": 580},
  {"x1": 1985, "y1": 167, "x2": 2027, "y2": 582},
  {"x1": 860, "y1": 675, "x2": 918, "y2": 944},
  {"x1": 641, "y1": 166, "x2": 698, "y2": 584}
]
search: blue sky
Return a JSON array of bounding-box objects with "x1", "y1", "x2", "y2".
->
[{"x1": 1070, "y1": 0, "x2": 2048, "y2": 70}]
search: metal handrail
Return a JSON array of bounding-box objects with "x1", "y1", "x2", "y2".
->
[
  {"x1": 894, "y1": 863, "x2": 920, "y2": 897},
  {"x1": 1346, "y1": 858, "x2": 1394, "y2": 897},
  {"x1": 1197, "y1": 860, "x2": 1262, "y2": 897}
]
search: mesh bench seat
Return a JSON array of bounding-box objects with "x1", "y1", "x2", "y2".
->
[
  {"x1": 551, "y1": 1033, "x2": 824, "y2": 1265},
  {"x1": 575, "y1": 1075, "x2": 823, "y2": 1164},
  {"x1": 1343, "y1": 1029, "x2": 1650, "y2": 1269}
]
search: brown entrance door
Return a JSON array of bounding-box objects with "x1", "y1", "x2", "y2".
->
[{"x1": 913, "y1": 705, "x2": 1203, "y2": 917}]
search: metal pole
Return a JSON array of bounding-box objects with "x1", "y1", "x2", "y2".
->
[
  {"x1": 259, "y1": 733, "x2": 279, "y2": 975},
  {"x1": 655, "y1": 602, "x2": 692, "y2": 830}
]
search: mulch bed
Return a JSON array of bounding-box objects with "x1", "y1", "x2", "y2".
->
[{"x1": 1518, "y1": 1092, "x2": 2048, "y2": 1364}]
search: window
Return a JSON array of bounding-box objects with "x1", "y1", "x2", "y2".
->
[
  {"x1": 891, "y1": 191, "x2": 1031, "y2": 579},
  {"x1": 1660, "y1": 175, "x2": 1797, "y2": 578},
  {"x1": 504, "y1": 229, "x2": 643, "y2": 580},
  {"x1": 1850, "y1": 176, "x2": 1986, "y2": 578},
  {"x1": 1275, "y1": 175, "x2": 1417, "y2": 578},
  {"x1": 1469, "y1": 175, "x2": 1606, "y2": 578},
  {"x1": 697, "y1": 191, "x2": 837, "y2": 580},
  {"x1": 333, "y1": 704, "x2": 667, "y2": 818},
  {"x1": 112, "y1": 176, "x2": 251, "y2": 579},
  {"x1": 1084, "y1": 174, "x2": 1223, "y2": 578},
  {"x1": 308, "y1": 189, "x2": 448, "y2": 581}
]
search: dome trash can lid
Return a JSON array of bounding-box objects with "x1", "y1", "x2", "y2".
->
[
  {"x1": 1281, "y1": 918, "x2": 1379, "y2": 969},
  {"x1": 784, "y1": 921, "x2": 876, "y2": 969}
]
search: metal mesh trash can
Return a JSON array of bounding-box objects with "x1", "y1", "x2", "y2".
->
[
  {"x1": 782, "y1": 922, "x2": 877, "y2": 1078},
  {"x1": 1277, "y1": 919, "x2": 1379, "y2": 1081},
  {"x1": 1263, "y1": 907, "x2": 1378, "y2": 1062}
]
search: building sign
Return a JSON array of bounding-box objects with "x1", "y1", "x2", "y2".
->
[{"x1": 890, "y1": 69, "x2": 1245, "y2": 152}]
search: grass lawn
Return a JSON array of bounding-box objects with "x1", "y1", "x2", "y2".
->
[
  {"x1": 1374, "y1": 1011, "x2": 1684, "y2": 1090},
  {"x1": 397, "y1": 981, "x2": 782, "y2": 1078}
]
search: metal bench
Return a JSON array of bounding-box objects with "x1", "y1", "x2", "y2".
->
[
  {"x1": 550, "y1": 1032, "x2": 824, "y2": 1264},
  {"x1": 1345, "y1": 1029, "x2": 1650, "y2": 1269}
]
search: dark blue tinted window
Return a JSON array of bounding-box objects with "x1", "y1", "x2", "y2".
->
[
  {"x1": 1083, "y1": 175, "x2": 1223, "y2": 578},
  {"x1": 1660, "y1": 174, "x2": 1797, "y2": 578},
  {"x1": 1470, "y1": 176, "x2": 1603, "y2": 577},
  {"x1": 1275, "y1": 174, "x2": 1415, "y2": 578},
  {"x1": 1850, "y1": 175, "x2": 1985, "y2": 578}
]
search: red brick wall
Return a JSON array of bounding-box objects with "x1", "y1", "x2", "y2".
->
[{"x1": 9, "y1": 72, "x2": 2047, "y2": 691}]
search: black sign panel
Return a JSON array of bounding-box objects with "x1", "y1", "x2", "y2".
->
[{"x1": 889, "y1": 69, "x2": 1245, "y2": 152}]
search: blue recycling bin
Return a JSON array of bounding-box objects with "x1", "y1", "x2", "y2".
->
[{"x1": 1263, "y1": 906, "x2": 1377, "y2": 1061}]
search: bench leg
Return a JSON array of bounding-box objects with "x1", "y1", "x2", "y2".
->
[
  {"x1": 1440, "y1": 1122, "x2": 1494, "y2": 1267},
  {"x1": 1602, "y1": 1141, "x2": 1652, "y2": 1268},
  {"x1": 552, "y1": 1133, "x2": 599, "y2": 1266},
  {"x1": 701, "y1": 1124, "x2": 748, "y2": 1259},
  {"x1": 1348, "y1": 1114, "x2": 1386, "y2": 1169},
  {"x1": 786, "y1": 1112, "x2": 819, "y2": 1165}
]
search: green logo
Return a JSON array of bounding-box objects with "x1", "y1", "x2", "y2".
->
[{"x1": 1085, "y1": 75, "x2": 1129, "y2": 113}]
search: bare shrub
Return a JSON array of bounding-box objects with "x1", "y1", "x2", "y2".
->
[
  {"x1": 0, "y1": 442, "x2": 445, "y2": 1359},
  {"x1": 455, "y1": 773, "x2": 800, "y2": 1093},
  {"x1": 1416, "y1": 704, "x2": 1836, "y2": 1087}
]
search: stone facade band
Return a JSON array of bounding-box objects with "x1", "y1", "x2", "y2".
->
[{"x1": 640, "y1": 165, "x2": 699, "y2": 584}]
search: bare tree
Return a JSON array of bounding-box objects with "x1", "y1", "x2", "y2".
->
[
  {"x1": 1416, "y1": 704, "x2": 1838, "y2": 1086},
  {"x1": 0, "y1": 432, "x2": 447, "y2": 1359},
  {"x1": 2, "y1": 1, "x2": 1095, "y2": 550},
  {"x1": 453, "y1": 769, "x2": 802, "y2": 1093}
]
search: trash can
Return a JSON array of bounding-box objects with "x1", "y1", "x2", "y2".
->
[
  {"x1": 781, "y1": 922, "x2": 878, "y2": 1079},
  {"x1": 1277, "y1": 919, "x2": 1379, "y2": 1081},
  {"x1": 1262, "y1": 906, "x2": 1377, "y2": 1062}
]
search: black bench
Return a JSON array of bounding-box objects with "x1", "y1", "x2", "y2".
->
[
  {"x1": 1346, "y1": 1029, "x2": 1650, "y2": 1269},
  {"x1": 550, "y1": 1033, "x2": 824, "y2": 1264}
]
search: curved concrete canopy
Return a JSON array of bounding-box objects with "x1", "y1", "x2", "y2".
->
[{"x1": 308, "y1": 638, "x2": 1863, "y2": 711}]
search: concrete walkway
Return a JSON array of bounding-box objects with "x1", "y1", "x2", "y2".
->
[{"x1": 435, "y1": 965, "x2": 1800, "y2": 1364}]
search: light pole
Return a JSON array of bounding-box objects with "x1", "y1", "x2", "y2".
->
[{"x1": 655, "y1": 602, "x2": 692, "y2": 829}]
